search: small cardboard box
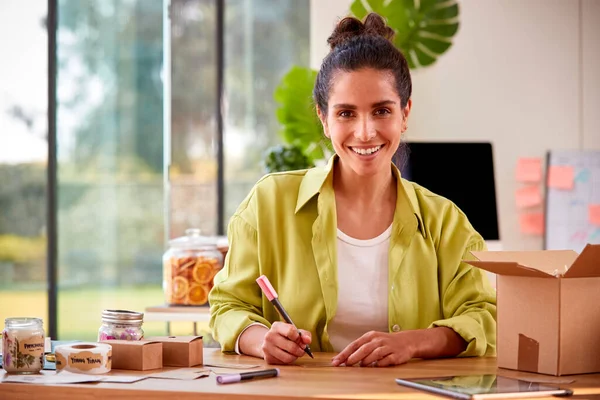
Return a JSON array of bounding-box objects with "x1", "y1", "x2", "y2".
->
[
  {"x1": 146, "y1": 336, "x2": 203, "y2": 367},
  {"x1": 102, "y1": 340, "x2": 162, "y2": 371},
  {"x1": 466, "y1": 244, "x2": 600, "y2": 376}
]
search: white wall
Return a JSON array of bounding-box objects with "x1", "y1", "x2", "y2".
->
[{"x1": 310, "y1": 0, "x2": 600, "y2": 251}]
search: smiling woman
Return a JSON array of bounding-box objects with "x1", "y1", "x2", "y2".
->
[{"x1": 209, "y1": 12, "x2": 496, "y2": 368}]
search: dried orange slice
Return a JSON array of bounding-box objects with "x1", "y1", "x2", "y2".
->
[
  {"x1": 187, "y1": 284, "x2": 208, "y2": 305},
  {"x1": 172, "y1": 276, "x2": 189, "y2": 300},
  {"x1": 178, "y1": 257, "x2": 196, "y2": 271},
  {"x1": 192, "y1": 261, "x2": 214, "y2": 284}
]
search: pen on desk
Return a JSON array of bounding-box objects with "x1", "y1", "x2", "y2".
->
[
  {"x1": 216, "y1": 368, "x2": 280, "y2": 384},
  {"x1": 256, "y1": 275, "x2": 314, "y2": 359}
]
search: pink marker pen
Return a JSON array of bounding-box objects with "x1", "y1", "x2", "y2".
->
[{"x1": 256, "y1": 275, "x2": 314, "y2": 359}]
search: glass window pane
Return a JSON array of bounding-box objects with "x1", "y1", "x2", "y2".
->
[
  {"x1": 169, "y1": 0, "x2": 218, "y2": 238},
  {"x1": 0, "y1": 0, "x2": 48, "y2": 334},
  {"x1": 56, "y1": 0, "x2": 165, "y2": 340},
  {"x1": 223, "y1": 0, "x2": 310, "y2": 220}
]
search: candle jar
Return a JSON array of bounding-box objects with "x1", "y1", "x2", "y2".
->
[
  {"x1": 2, "y1": 317, "x2": 45, "y2": 374},
  {"x1": 97, "y1": 310, "x2": 144, "y2": 341}
]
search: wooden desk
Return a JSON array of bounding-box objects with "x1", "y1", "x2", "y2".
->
[{"x1": 1, "y1": 349, "x2": 600, "y2": 400}]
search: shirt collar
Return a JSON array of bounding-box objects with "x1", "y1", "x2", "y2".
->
[{"x1": 295, "y1": 154, "x2": 426, "y2": 238}]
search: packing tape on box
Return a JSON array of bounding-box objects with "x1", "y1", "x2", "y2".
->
[{"x1": 54, "y1": 342, "x2": 112, "y2": 374}]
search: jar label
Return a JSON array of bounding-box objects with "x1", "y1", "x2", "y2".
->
[
  {"x1": 3, "y1": 334, "x2": 45, "y2": 370},
  {"x1": 20, "y1": 335, "x2": 45, "y2": 356}
]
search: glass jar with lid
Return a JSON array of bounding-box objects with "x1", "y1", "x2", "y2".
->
[
  {"x1": 97, "y1": 309, "x2": 144, "y2": 341},
  {"x1": 2, "y1": 317, "x2": 45, "y2": 374},
  {"x1": 162, "y1": 228, "x2": 224, "y2": 306}
]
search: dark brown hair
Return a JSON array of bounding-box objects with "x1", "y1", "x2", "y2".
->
[{"x1": 313, "y1": 13, "x2": 412, "y2": 114}]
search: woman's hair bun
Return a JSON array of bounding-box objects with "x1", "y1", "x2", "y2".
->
[{"x1": 327, "y1": 12, "x2": 395, "y2": 51}]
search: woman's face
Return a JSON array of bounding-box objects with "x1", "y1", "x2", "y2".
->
[{"x1": 318, "y1": 68, "x2": 411, "y2": 178}]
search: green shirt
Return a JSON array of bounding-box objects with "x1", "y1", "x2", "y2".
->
[{"x1": 209, "y1": 156, "x2": 497, "y2": 356}]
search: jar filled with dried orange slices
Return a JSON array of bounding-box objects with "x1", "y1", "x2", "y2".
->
[{"x1": 163, "y1": 229, "x2": 224, "y2": 306}]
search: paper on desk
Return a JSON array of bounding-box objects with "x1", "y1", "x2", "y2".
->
[
  {"x1": 204, "y1": 363, "x2": 260, "y2": 369},
  {"x1": 148, "y1": 369, "x2": 210, "y2": 380},
  {"x1": 1, "y1": 371, "x2": 102, "y2": 384},
  {"x1": 516, "y1": 158, "x2": 542, "y2": 183},
  {"x1": 515, "y1": 185, "x2": 543, "y2": 209},
  {"x1": 100, "y1": 375, "x2": 148, "y2": 383}
]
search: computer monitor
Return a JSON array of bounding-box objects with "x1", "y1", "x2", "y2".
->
[{"x1": 396, "y1": 142, "x2": 500, "y2": 242}]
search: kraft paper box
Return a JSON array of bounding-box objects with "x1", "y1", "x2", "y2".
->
[
  {"x1": 146, "y1": 336, "x2": 203, "y2": 367},
  {"x1": 102, "y1": 340, "x2": 162, "y2": 371},
  {"x1": 466, "y1": 243, "x2": 600, "y2": 376}
]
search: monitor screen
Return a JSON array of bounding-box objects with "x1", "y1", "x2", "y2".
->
[{"x1": 396, "y1": 142, "x2": 500, "y2": 241}]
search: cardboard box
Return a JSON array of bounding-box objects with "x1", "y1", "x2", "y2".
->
[
  {"x1": 146, "y1": 336, "x2": 203, "y2": 367},
  {"x1": 466, "y1": 244, "x2": 600, "y2": 376},
  {"x1": 102, "y1": 340, "x2": 162, "y2": 371}
]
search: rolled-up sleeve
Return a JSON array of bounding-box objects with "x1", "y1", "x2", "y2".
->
[
  {"x1": 208, "y1": 214, "x2": 271, "y2": 353},
  {"x1": 428, "y1": 239, "x2": 497, "y2": 357}
]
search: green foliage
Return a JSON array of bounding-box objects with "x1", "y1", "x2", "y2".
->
[
  {"x1": 274, "y1": 66, "x2": 327, "y2": 163},
  {"x1": 350, "y1": 0, "x2": 460, "y2": 68},
  {"x1": 263, "y1": 144, "x2": 314, "y2": 173},
  {"x1": 0, "y1": 163, "x2": 46, "y2": 237},
  {"x1": 0, "y1": 235, "x2": 45, "y2": 263}
]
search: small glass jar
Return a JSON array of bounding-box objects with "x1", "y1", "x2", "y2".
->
[
  {"x1": 2, "y1": 317, "x2": 45, "y2": 374},
  {"x1": 162, "y1": 228, "x2": 224, "y2": 306},
  {"x1": 97, "y1": 310, "x2": 144, "y2": 341}
]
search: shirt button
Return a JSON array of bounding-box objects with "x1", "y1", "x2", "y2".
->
[{"x1": 392, "y1": 324, "x2": 401, "y2": 332}]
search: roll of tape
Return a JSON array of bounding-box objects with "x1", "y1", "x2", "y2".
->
[{"x1": 55, "y1": 342, "x2": 112, "y2": 374}]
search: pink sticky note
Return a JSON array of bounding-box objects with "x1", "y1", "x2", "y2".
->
[
  {"x1": 519, "y1": 212, "x2": 545, "y2": 235},
  {"x1": 515, "y1": 185, "x2": 543, "y2": 209},
  {"x1": 516, "y1": 158, "x2": 542, "y2": 183},
  {"x1": 590, "y1": 205, "x2": 600, "y2": 226},
  {"x1": 547, "y1": 166, "x2": 574, "y2": 190}
]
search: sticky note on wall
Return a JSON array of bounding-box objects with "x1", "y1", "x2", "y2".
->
[
  {"x1": 590, "y1": 205, "x2": 600, "y2": 226},
  {"x1": 519, "y1": 212, "x2": 544, "y2": 235},
  {"x1": 516, "y1": 158, "x2": 542, "y2": 183},
  {"x1": 547, "y1": 166, "x2": 574, "y2": 190},
  {"x1": 515, "y1": 185, "x2": 543, "y2": 209}
]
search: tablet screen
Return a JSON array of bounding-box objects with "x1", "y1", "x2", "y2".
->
[{"x1": 396, "y1": 375, "x2": 571, "y2": 399}]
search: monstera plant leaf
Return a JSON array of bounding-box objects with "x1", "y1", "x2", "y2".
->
[
  {"x1": 350, "y1": 0, "x2": 459, "y2": 68},
  {"x1": 274, "y1": 66, "x2": 327, "y2": 161}
]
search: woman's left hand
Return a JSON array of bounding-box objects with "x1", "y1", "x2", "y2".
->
[{"x1": 331, "y1": 331, "x2": 416, "y2": 367}]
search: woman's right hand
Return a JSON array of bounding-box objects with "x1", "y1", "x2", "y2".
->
[{"x1": 262, "y1": 321, "x2": 312, "y2": 365}]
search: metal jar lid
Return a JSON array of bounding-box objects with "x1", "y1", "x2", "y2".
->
[{"x1": 101, "y1": 309, "x2": 144, "y2": 325}]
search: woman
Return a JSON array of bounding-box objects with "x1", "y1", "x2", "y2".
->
[{"x1": 209, "y1": 13, "x2": 496, "y2": 367}]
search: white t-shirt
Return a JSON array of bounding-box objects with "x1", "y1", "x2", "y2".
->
[
  {"x1": 234, "y1": 225, "x2": 392, "y2": 354},
  {"x1": 327, "y1": 225, "x2": 391, "y2": 352}
]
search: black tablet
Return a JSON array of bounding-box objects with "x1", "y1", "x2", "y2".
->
[{"x1": 395, "y1": 374, "x2": 573, "y2": 400}]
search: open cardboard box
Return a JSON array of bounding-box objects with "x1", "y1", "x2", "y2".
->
[{"x1": 466, "y1": 243, "x2": 600, "y2": 376}]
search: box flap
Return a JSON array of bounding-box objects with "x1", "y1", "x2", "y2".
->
[
  {"x1": 146, "y1": 336, "x2": 203, "y2": 344},
  {"x1": 103, "y1": 340, "x2": 159, "y2": 346},
  {"x1": 466, "y1": 261, "x2": 553, "y2": 278},
  {"x1": 563, "y1": 244, "x2": 600, "y2": 278},
  {"x1": 470, "y1": 250, "x2": 579, "y2": 277}
]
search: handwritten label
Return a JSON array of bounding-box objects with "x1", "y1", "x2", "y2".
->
[
  {"x1": 66, "y1": 351, "x2": 104, "y2": 372},
  {"x1": 21, "y1": 335, "x2": 45, "y2": 358}
]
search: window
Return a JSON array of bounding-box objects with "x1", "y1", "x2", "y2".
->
[
  {"x1": 0, "y1": 0, "x2": 48, "y2": 335},
  {"x1": 1, "y1": 0, "x2": 309, "y2": 340}
]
